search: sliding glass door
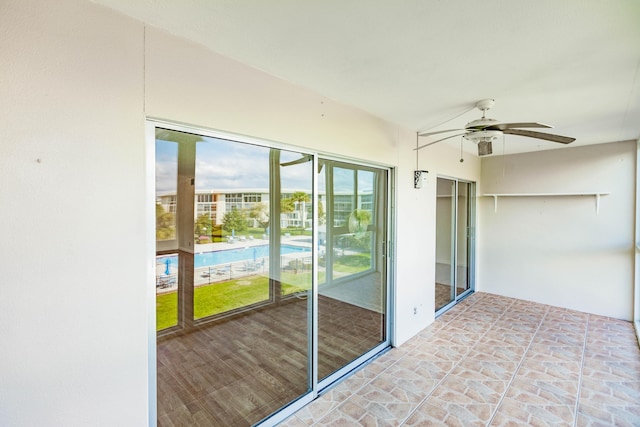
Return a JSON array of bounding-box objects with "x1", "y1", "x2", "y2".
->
[
  {"x1": 155, "y1": 127, "x2": 313, "y2": 425},
  {"x1": 317, "y1": 160, "x2": 389, "y2": 384},
  {"x1": 435, "y1": 177, "x2": 475, "y2": 313},
  {"x1": 152, "y1": 122, "x2": 391, "y2": 425}
]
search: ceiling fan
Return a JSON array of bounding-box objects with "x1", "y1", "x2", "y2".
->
[{"x1": 416, "y1": 99, "x2": 575, "y2": 156}]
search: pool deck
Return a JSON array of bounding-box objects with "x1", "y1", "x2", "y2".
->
[
  {"x1": 193, "y1": 234, "x2": 312, "y2": 253},
  {"x1": 156, "y1": 235, "x2": 315, "y2": 292}
]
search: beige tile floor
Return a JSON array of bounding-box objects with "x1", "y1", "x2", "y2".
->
[{"x1": 280, "y1": 292, "x2": 640, "y2": 426}]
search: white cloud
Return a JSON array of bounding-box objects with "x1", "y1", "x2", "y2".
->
[
  {"x1": 156, "y1": 136, "x2": 313, "y2": 193},
  {"x1": 156, "y1": 133, "x2": 375, "y2": 196}
]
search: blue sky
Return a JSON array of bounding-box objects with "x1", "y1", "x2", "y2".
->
[
  {"x1": 156, "y1": 134, "x2": 313, "y2": 193},
  {"x1": 155, "y1": 130, "x2": 374, "y2": 194}
]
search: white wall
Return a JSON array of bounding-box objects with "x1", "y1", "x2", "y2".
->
[
  {"x1": 144, "y1": 28, "x2": 399, "y2": 163},
  {"x1": 394, "y1": 141, "x2": 482, "y2": 343},
  {"x1": 0, "y1": 0, "x2": 148, "y2": 426},
  {"x1": 479, "y1": 141, "x2": 636, "y2": 320},
  {"x1": 0, "y1": 0, "x2": 483, "y2": 425}
]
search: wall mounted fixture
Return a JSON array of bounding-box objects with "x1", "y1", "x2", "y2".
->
[{"x1": 414, "y1": 170, "x2": 428, "y2": 189}]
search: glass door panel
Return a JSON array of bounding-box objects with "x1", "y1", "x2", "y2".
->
[
  {"x1": 155, "y1": 127, "x2": 313, "y2": 425},
  {"x1": 193, "y1": 138, "x2": 273, "y2": 318},
  {"x1": 155, "y1": 139, "x2": 178, "y2": 242},
  {"x1": 155, "y1": 254, "x2": 178, "y2": 330},
  {"x1": 435, "y1": 177, "x2": 475, "y2": 314},
  {"x1": 155, "y1": 138, "x2": 179, "y2": 331},
  {"x1": 318, "y1": 160, "x2": 388, "y2": 381},
  {"x1": 435, "y1": 178, "x2": 456, "y2": 311},
  {"x1": 278, "y1": 151, "x2": 314, "y2": 298},
  {"x1": 456, "y1": 182, "x2": 472, "y2": 297}
]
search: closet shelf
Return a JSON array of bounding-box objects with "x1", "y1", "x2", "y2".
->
[{"x1": 482, "y1": 192, "x2": 610, "y2": 214}]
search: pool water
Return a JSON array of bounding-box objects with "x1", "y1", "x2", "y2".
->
[{"x1": 158, "y1": 244, "x2": 310, "y2": 270}]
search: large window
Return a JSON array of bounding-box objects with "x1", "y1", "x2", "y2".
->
[{"x1": 151, "y1": 122, "x2": 392, "y2": 426}]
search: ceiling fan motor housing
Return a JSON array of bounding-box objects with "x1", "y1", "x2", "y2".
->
[
  {"x1": 463, "y1": 129, "x2": 502, "y2": 142},
  {"x1": 465, "y1": 117, "x2": 499, "y2": 129},
  {"x1": 464, "y1": 117, "x2": 501, "y2": 156}
]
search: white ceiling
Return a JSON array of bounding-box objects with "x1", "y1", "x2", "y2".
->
[{"x1": 96, "y1": 0, "x2": 640, "y2": 155}]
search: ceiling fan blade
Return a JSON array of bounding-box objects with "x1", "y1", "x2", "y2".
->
[
  {"x1": 415, "y1": 133, "x2": 466, "y2": 151},
  {"x1": 280, "y1": 154, "x2": 312, "y2": 167},
  {"x1": 155, "y1": 128, "x2": 203, "y2": 143},
  {"x1": 418, "y1": 128, "x2": 466, "y2": 137},
  {"x1": 503, "y1": 129, "x2": 575, "y2": 144},
  {"x1": 485, "y1": 122, "x2": 552, "y2": 131}
]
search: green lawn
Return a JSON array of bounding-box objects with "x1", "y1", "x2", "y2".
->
[
  {"x1": 194, "y1": 276, "x2": 270, "y2": 319},
  {"x1": 156, "y1": 292, "x2": 178, "y2": 330},
  {"x1": 156, "y1": 274, "x2": 311, "y2": 330},
  {"x1": 334, "y1": 253, "x2": 371, "y2": 273},
  {"x1": 155, "y1": 252, "x2": 369, "y2": 331}
]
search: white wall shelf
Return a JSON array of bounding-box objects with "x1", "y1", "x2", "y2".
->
[{"x1": 482, "y1": 192, "x2": 610, "y2": 214}]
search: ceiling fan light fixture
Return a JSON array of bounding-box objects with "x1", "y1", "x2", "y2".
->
[
  {"x1": 477, "y1": 140, "x2": 493, "y2": 156},
  {"x1": 463, "y1": 130, "x2": 500, "y2": 156}
]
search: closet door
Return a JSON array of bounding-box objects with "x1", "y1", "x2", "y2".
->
[
  {"x1": 435, "y1": 177, "x2": 475, "y2": 314},
  {"x1": 456, "y1": 181, "x2": 474, "y2": 298}
]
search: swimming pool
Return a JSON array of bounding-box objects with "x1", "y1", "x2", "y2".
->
[{"x1": 158, "y1": 244, "x2": 310, "y2": 270}]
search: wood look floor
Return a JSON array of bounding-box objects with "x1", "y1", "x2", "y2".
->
[{"x1": 157, "y1": 295, "x2": 385, "y2": 426}]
